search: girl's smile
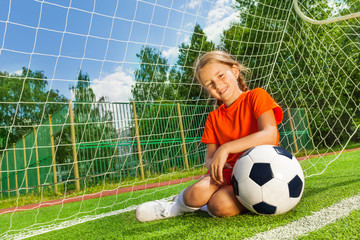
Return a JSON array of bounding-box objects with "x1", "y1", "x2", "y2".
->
[
  {"x1": 199, "y1": 62, "x2": 242, "y2": 107},
  {"x1": 219, "y1": 87, "x2": 228, "y2": 95}
]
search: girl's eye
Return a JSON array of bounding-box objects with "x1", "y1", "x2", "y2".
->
[
  {"x1": 207, "y1": 82, "x2": 215, "y2": 88},
  {"x1": 219, "y1": 74, "x2": 224, "y2": 79}
]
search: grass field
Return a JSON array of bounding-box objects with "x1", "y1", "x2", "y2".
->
[
  {"x1": 0, "y1": 167, "x2": 207, "y2": 210},
  {"x1": 1, "y1": 149, "x2": 360, "y2": 239}
]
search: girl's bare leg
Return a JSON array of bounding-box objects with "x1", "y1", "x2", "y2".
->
[
  {"x1": 136, "y1": 174, "x2": 244, "y2": 222},
  {"x1": 207, "y1": 185, "x2": 247, "y2": 217},
  {"x1": 182, "y1": 175, "x2": 222, "y2": 207}
]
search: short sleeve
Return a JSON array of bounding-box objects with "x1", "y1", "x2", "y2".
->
[
  {"x1": 201, "y1": 112, "x2": 220, "y2": 144},
  {"x1": 249, "y1": 88, "x2": 283, "y2": 125}
]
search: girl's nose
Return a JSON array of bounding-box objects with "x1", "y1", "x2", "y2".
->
[{"x1": 215, "y1": 82, "x2": 223, "y2": 91}]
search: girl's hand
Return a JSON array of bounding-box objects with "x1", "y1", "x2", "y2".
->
[
  {"x1": 224, "y1": 162, "x2": 233, "y2": 169},
  {"x1": 209, "y1": 146, "x2": 229, "y2": 185}
]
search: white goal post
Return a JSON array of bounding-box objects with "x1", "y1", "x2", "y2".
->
[{"x1": 293, "y1": 0, "x2": 360, "y2": 24}]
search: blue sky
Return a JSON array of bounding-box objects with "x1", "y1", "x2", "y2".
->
[{"x1": 0, "y1": 0, "x2": 240, "y2": 102}]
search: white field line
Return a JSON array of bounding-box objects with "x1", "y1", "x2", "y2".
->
[
  {"x1": 4, "y1": 194, "x2": 360, "y2": 240},
  {"x1": 248, "y1": 194, "x2": 360, "y2": 240}
]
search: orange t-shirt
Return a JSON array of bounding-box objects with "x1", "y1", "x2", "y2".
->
[{"x1": 201, "y1": 88, "x2": 283, "y2": 166}]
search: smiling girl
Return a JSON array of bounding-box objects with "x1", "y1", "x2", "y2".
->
[{"x1": 136, "y1": 50, "x2": 283, "y2": 221}]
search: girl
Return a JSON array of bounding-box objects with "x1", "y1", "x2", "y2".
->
[{"x1": 136, "y1": 50, "x2": 283, "y2": 222}]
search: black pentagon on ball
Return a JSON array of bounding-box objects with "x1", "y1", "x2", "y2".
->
[
  {"x1": 249, "y1": 163, "x2": 273, "y2": 186},
  {"x1": 288, "y1": 175, "x2": 303, "y2": 198},
  {"x1": 253, "y1": 202, "x2": 277, "y2": 215},
  {"x1": 231, "y1": 175, "x2": 239, "y2": 196},
  {"x1": 273, "y1": 146, "x2": 293, "y2": 160}
]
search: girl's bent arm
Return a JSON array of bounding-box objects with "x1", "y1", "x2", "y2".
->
[
  {"x1": 205, "y1": 143, "x2": 219, "y2": 171},
  {"x1": 210, "y1": 109, "x2": 278, "y2": 184},
  {"x1": 222, "y1": 109, "x2": 278, "y2": 154}
]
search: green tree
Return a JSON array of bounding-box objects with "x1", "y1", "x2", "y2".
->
[
  {"x1": 221, "y1": 0, "x2": 359, "y2": 147},
  {"x1": 71, "y1": 71, "x2": 96, "y2": 103},
  {"x1": 339, "y1": 0, "x2": 360, "y2": 143},
  {"x1": 131, "y1": 46, "x2": 174, "y2": 102},
  {"x1": 170, "y1": 24, "x2": 215, "y2": 103},
  {"x1": 0, "y1": 68, "x2": 67, "y2": 150}
]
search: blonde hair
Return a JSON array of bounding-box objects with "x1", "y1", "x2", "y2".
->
[{"x1": 194, "y1": 50, "x2": 249, "y2": 93}]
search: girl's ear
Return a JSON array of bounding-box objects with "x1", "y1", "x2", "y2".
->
[{"x1": 231, "y1": 65, "x2": 240, "y2": 79}]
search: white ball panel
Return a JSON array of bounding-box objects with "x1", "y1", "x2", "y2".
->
[
  {"x1": 262, "y1": 178, "x2": 289, "y2": 206},
  {"x1": 232, "y1": 155, "x2": 253, "y2": 182},
  {"x1": 248, "y1": 145, "x2": 278, "y2": 163},
  {"x1": 289, "y1": 156, "x2": 304, "y2": 180},
  {"x1": 237, "y1": 178, "x2": 263, "y2": 206},
  {"x1": 276, "y1": 197, "x2": 301, "y2": 214},
  {"x1": 271, "y1": 156, "x2": 298, "y2": 182},
  {"x1": 294, "y1": 161, "x2": 305, "y2": 181}
]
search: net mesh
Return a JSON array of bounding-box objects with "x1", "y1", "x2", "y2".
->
[{"x1": 0, "y1": 0, "x2": 359, "y2": 238}]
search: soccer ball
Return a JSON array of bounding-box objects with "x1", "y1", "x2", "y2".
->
[{"x1": 231, "y1": 145, "x2": 304, "y2": 215}]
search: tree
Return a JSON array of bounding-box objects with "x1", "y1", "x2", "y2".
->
[
  {"x1": 131, "y1": 46, "x2": 174, "y2": 102},
  {"x1": 170, "y1": 24, "x2": 215, "y2": 103},
  {"x1": 71, "y1": 71, "x2": 96, "y2": 103},
  {"x1": 221, "y1": 0, "x2": 359, "y2": 147},
  {"x1": 0, "y1": 68, "x2": 68, "y2": 150}
]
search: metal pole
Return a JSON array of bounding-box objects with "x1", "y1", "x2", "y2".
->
[
  {"x1": 33, "y1": 126, "x2": 41, "y2": 193},
  {"x1": 6, "y1": 151, "x2": 10, "y2": 197},
  {"x1": 22, "y1": 136, "x2": 28, "y2": 194},
  {"x1": 287, "y1": 108, "x2": 299, "y2": 153},
  {"x1": 0, "y1": 154, "x2": 2, "y2": 199},
  {"x1": 177, "y1": 103, "x2": 189, "y2": 170},
  {"x1": 69, "y1": 100, "x2": 81, "y2": 192},
  {"x1": 132, "y1": 102, "x2": 145, "y2": 180},
  {"x1": 49, "y1": 115, "x2": 59, "y2": 195},
  {"x1": 13, "y1": 143, "x2": 19, "y2": 196},
  {"x1": 304, "y1": 108, "x2": 315, "y2": 150}
]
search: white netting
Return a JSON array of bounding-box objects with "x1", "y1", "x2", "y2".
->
[{"x1": 0, "y1": 0, "x2": 359, "y2": 238}]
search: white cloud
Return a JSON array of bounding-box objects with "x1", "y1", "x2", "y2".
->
[
  {"x1": 188, "y1": 0, "x2": 202, "y2": 9},
  {"x1": 91, "y1": 66, "x2": 134, "y2": 102},
  {"x1": 204, "y1": 0, "x2": 240, "y2": 44},
  {"x1": 162, "y1": 47, "x2": 179, "y2": 61},
  {"x1": 12, "y1": 69, "x2": 23, "y2": 75}
]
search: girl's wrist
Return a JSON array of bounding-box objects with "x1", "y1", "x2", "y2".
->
[{"x1": 219, "y1": 143, "x2": 230, "y2": 155}]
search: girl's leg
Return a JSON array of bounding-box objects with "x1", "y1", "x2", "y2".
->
[
  {"x1": 136, "y1": 174, "x2": 219, "y2": 222},
  {"x1": 167, "y1": 174, "x2": 222, "y2": 216},
  {"x1": 207, "y1": 185, "x2": 247, "y2": 217},
  {"x1": 183, "y1": 175, "x2": 222, "y2": 207}
]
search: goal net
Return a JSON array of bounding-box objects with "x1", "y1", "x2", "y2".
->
[{"x1": 0, "y1": 0, "x2": 359, "y2": 238}]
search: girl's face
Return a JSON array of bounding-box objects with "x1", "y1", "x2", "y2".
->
[{"x1": 199, "y1": 62, "x2": 242, "y2": 107}]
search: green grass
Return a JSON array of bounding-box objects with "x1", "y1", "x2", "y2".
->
[
  {"x1": 293, "y1": 141, "x2": 360, "y2": 159},
  {"x1": 298, "y1": 208, "x2": 360, "y2": 240},
  {"x1": 0, "y1": 167, "x2": 207, "y2": 210},
  {"x1": 1, "y1": 149, "x2": 360, "y2": 239},
  {"x1": 2, "y1": 142, "x2": 359, "y2": 210}
]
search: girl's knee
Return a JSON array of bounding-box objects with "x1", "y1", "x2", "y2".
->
[
  {"x1": 183, "y1": 183, "x2": 208, "y2": 207},
  {"x1": 207, "y1": 186, "x2": 244, "y2": 217},
  {"x1": 183, "y1": 176, "x2": 216, "y2": 207},
  {"x1": 208, "y1": 198, "x2": 238, "y2": 217}
]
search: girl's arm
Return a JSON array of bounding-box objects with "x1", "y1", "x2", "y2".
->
[
  {"x1": 209, "y1": 109, "x2": 278, "y2": 185},
  {"x1": 205, "y1": 143, "x2": 219, "y2": 171}
]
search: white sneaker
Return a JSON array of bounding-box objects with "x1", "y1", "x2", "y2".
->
[{"x1": 135, "y1": 200, "x2": 176, "y2": 222}]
